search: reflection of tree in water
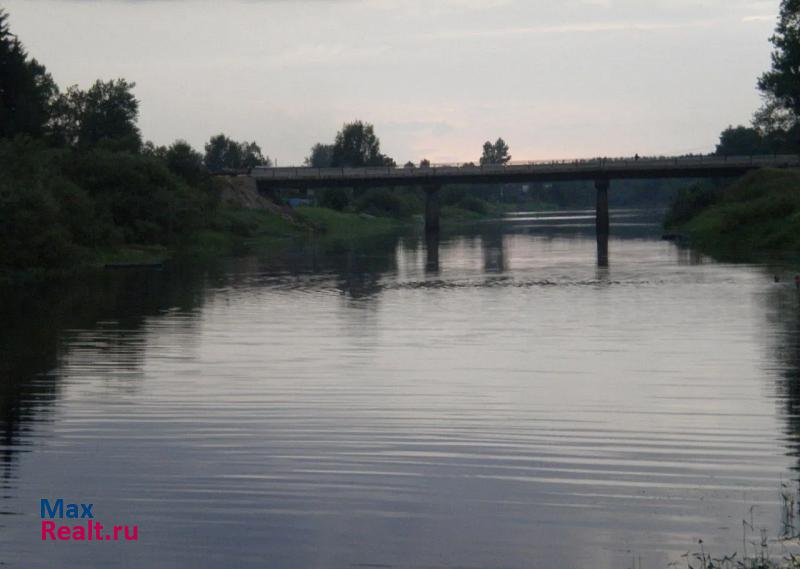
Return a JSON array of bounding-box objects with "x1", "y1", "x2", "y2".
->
[
  {"x1": 763, "y1": 279, "x2": 800, "y2": 540},
  {"x1": 674, "y1": 243, "x2": 707, "y2": 266},
  {"x1": 760, "y1": 279, "x2": 800, "y2": 543},
  {"x1": 481, "y1": 229, "x2": 506, "y2": 274},
  {"x1": 0, "y1": 233, "x2": 406, "y2": 478},
  {"x1": 0, "y1": 267, "x2": 210, "y2": 489},
  {"x1": 765, "y1": 284, "x2": 800, "y2": 467},
  {"x1": 298, "y1": 234, "x2": 399, "y2": 300}
]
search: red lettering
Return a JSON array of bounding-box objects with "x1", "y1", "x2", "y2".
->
[
  {"x1": 41, "y1": 520, "x2": 56, "y2": 540},
  {"x1": 57, "y1": 526, "x2": 71, "y2": 540}
]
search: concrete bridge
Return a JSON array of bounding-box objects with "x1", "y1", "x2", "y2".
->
[{"x1": 251, "y1": 154, "x2": 800, "y2": 264}]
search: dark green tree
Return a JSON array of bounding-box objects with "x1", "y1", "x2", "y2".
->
[
  {"x1": 330, "y1": 121, "x2": 394, "y2": 167},
  {"x1": 204, "y1": 134, "x2": 234, "y2": 172},
  {"x1": 81, "y1": 79, "x2": 141, "y2": 151},
  {"x1": 49, "y1": 80, "x2": 141, "y2": 152},
  {"x1": 142, "y1": 140, "x2": 167, "y2": 159},
  {"x1": 715, "y1": 125, "x2": 765, "y2": 155},
  {"x1": 480, "y1": 138, "x2": 511, "y2": 165},
  {"x1": 305, "y1": 143, "x2": 334, "y2": 167},
  {"x1": 0, "y1": 9, "x2": 58, "y2": 139},
  {"x1": 240, "y1": 141, "x2": 268, "y2": 169},
  {"x1": 204, "y1": 134, "x2": 270, "y2": 171},
  {"x1": 48, "y1": 85, "x2": 83, "y2": 147},
  {"x1": 758, "y1": 0, "x2": 800, "y2": 130},
  {"x1": 165, "y1": 140, "x2": 207, "y2": 185}
]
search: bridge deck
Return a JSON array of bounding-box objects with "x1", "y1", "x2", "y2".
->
[{"x1": 252, "y1": 155, "x2": 800, "y2": 188}]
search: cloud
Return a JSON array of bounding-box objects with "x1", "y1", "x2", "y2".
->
[
  {"x1": 262, "y1": 43, "x2": 389, "y2": 68},
  {"x1": 383, "y1": 120, "x2": 456, "y2": 136},
  {"x1": 424, "y1": 20, "x2": 715, "y2": 40},
  {"x1": 741, "y1": 14, "x2": 776, "y2": 22}
]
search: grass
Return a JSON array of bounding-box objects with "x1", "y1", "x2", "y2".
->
[
  {"x1": 295, "y1": 206, "x2": 402, "y2": 238},
  {"x1": 667, "y1": 169, "x2": 800, "y2": 259},
  {"x1": 636, "y1": 486, "x2": 800, "y2": 569},
  {"x1": 172, "y1": 205, "x2": 406, "y2": 261},
  {"x1": 93, "y1": 245, "x2": 169, "y2": 266},
  {"x1": 180, "y1": 207, "x2": 307, "y2": 258}
]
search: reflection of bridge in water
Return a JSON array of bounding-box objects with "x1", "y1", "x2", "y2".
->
[{"x1": 252, "y1": 155, "x2": 800, "y2": 266}]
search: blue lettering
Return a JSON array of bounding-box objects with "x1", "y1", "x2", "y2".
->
[
  {"x1": 39, "y1": 499, "x2": 93, "y2": 519},
  {"x1": 40, "y1": 499, "x2": 63, "y2": 519}
]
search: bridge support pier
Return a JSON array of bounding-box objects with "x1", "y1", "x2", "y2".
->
[
  {"x1": 424, "y1": 185, "x2": 441, "y2": 234},
  {"x1": 595, "y1": 179, "x2": 610, "y2": 267}
]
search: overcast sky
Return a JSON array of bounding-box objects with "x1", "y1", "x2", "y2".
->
[{"x1": 3, "y1": 0, "x2": 780, "y2": 164}]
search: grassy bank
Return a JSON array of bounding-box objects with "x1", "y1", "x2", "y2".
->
[
  {"x1": 665, "y1": 169, "x2": 800, "y2": 258},
  {"x1": 93, "y1": 205, "x2": 406, "y2": 264}
]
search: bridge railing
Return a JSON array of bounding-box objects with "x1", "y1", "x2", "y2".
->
[{"x1": 251, "y1": 155, "x2": 800, "y2": 180}]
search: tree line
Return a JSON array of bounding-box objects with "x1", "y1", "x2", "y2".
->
[
  {"x1": 715, "y1": 0, "x2": 800, "y2": 156},
  {"x1": 0, "y1": 4, "x2": 515, "y2": 274}
]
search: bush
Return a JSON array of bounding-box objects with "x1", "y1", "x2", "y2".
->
[
  {"x1": 664, "y1": 183, "x2": 722, "y2": 227},
  {"x1": 458, "y1": 196, "x2": 489, "y2": 214},
  {"x1": 0, "y1": 137, "x2": 219, "y2": 272},
  {"x1": 62, "y1": 149, "x2": 210, "y2": 244},
  {"x1": 318, "y1": 188, "x2": 350, "y2": 211},
  {"x1": 354, "y1": 188, "x2": 419, "y2": 218},
  {"x1": 0, "y1": 178, "x2": 82, "y2": 269},
  {"x1": 442, "y1": 186, "x2": 467, "y2": 206}
]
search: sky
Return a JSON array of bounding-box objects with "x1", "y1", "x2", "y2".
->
[{"x1": 2, "y1": 0, "x2": 781, "y2": 164}]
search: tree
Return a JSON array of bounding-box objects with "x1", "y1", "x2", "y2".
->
[
  {"x1": 47, "y1": 85, "x2": 83, "y2": 147},
  {"x1": 0, "y1": 9, "x2": 58, "y2": 139},
  {"x1": 204, "y1": 134, "x2": 230, "y2": 171},
  {"x1": 330, "y1": 120, "x2": 394, "y2": 167},
  {"x1": 49, "y1": 79, "x2": 142, "y2": 152},
  {"x1": 240, "y1": 141, "x2": 268, "y2": 169},
  {"x1": 758, "y1": 0, "x2": 800, "y2": 131},
  {"x1": 753, "y1": 95, "x2": 798, "y2": 134},
  {"x1": 203, "y1": 134, "x2": 270, "y2": 171},
  {"x1": 81, "y1": 79, "x2": 141, "y2": 151},
  {"x1": 480, "y1": 138, "x2": 511, "y2": 165},
  {"x1": 715, "y1": 125, "x2": 765, "y2": 156},
  {"x1": 305, "y1": 143, "x2": 334, "y2": 168},
  {"x1": 165, "y1": 140, "x2": 207, "y2": 185},
  {"x1": 142, "y1": 141, "x2": 167, "y2": 159}
]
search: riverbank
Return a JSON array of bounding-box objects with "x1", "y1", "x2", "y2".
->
[
  {"x1": 0, "y1": 182, "x2": 498, "y2": 285},
  {"x1": 665, "y1": 168, "x2": 800, "y2": 259},
  {"x1": 178, "y1": 205, "x2": 405, "y2": 260}
]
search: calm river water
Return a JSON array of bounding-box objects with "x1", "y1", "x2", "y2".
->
[{"x1": 2, "y1": 210, "x2": 800, "y2": 569}]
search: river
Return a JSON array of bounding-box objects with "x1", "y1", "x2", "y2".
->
[{"x1": 2, "y1": 209, "x2": 799, "y2": 568}]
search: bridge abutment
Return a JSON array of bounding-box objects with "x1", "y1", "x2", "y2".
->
[
  {"x1": 424, "y1": 185, "x2": 442, "y2": 234},
  {"x1": 595, "y1": 179, "x2": 610, "y2": 267}
]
